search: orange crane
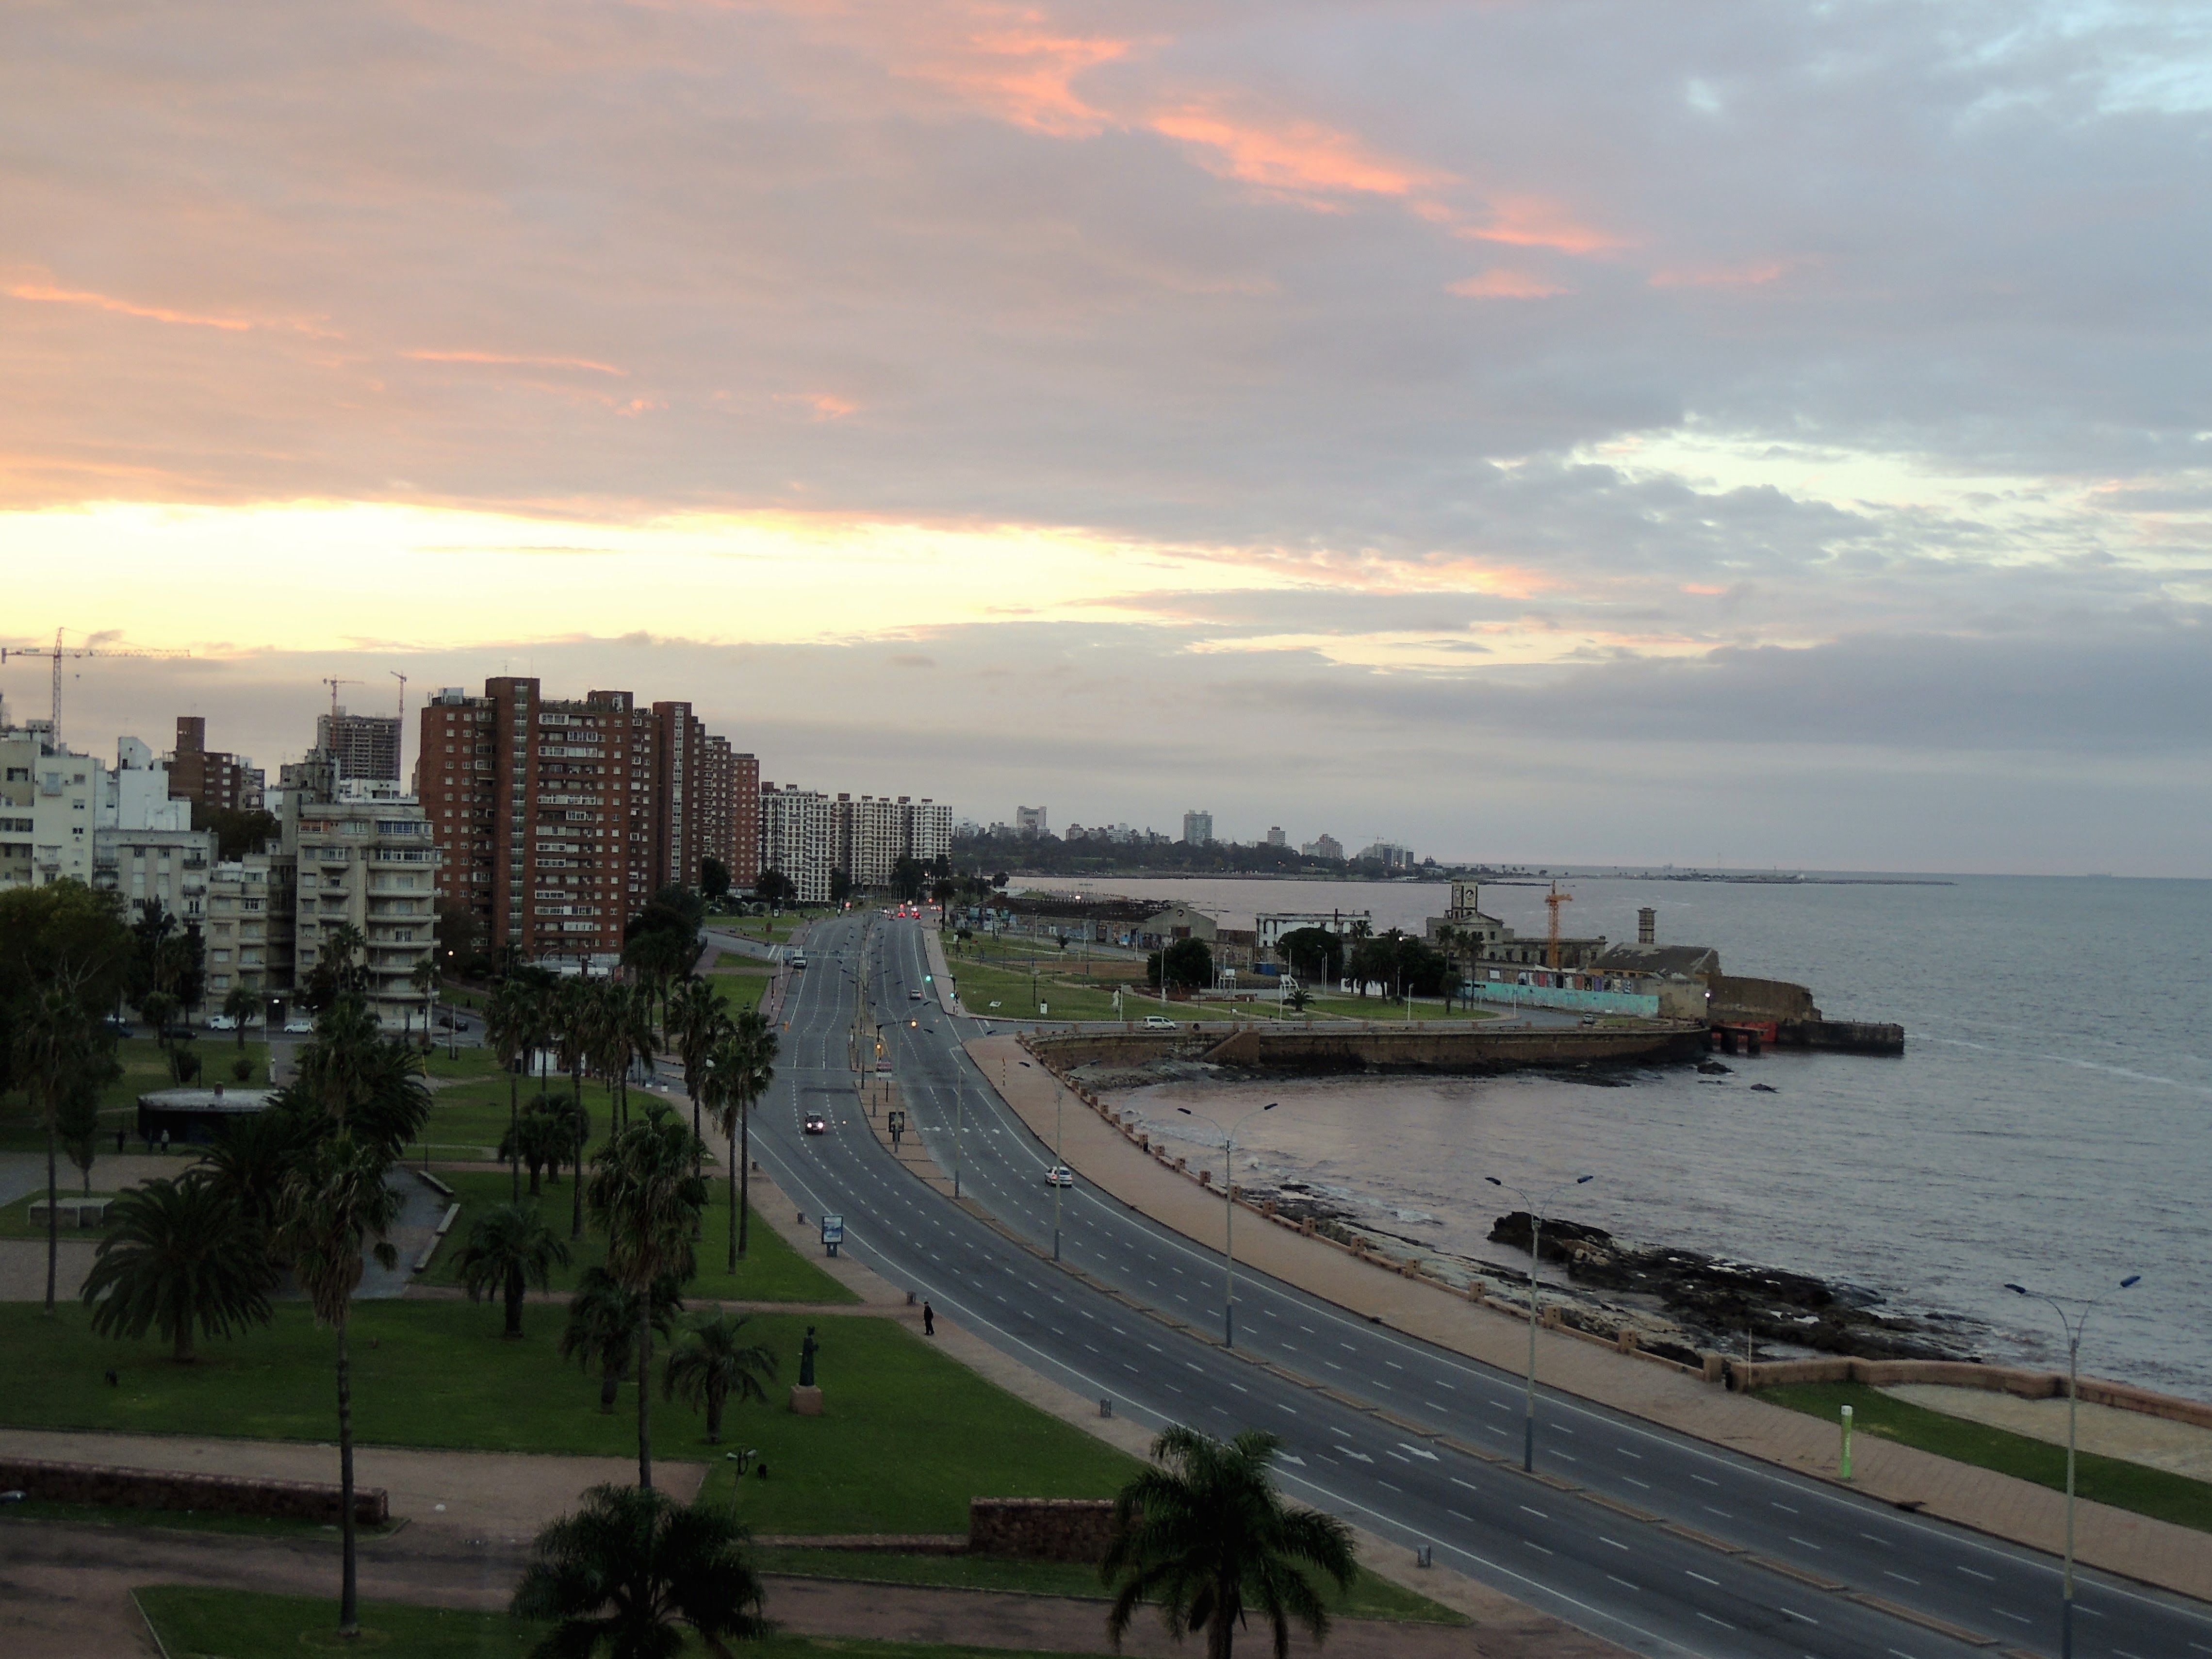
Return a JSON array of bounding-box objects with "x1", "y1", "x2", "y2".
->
[
  {"x1": 1544, "y1": 881, "x2": 1572, "y2": 970},
  {"x1": 321, "y1": 676, "x2": 361, "y2": 720},
  {"x1": 0, "y1": 627, "x2": 186, "y2": 748}
]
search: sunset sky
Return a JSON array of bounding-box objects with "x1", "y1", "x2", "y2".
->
[{"x1": 4, "y1": 1, "x2": 2207, "y2": 874}]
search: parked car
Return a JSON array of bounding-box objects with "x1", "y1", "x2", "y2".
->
[
  {"x1": 283, "y1": 1015, "x2": 315, "y2": 1034},
  {"x1": 1044, "y1": 1165, "x2": 1074, "y2": 1187},
  {"x1": 206, "y1": 1014, "x2": 237, "y2": 1032},
  {"x1": 1143, "y1": 1015, "x2": 1178, "y2": 1030},
  {"x1": 908, "y1": 989, "x2": 922, "y2": 1001},
  {"x1": 102, "y1": 1015, "x2": 132, "y2": 1037},
  {"x1": 803, "y1": 1113, "x2": 828, "y2": 1135}
]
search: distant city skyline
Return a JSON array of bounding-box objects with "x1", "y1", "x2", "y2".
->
[{"x1": 4, "y1": 4, "x2": 2207, "y2": 878}]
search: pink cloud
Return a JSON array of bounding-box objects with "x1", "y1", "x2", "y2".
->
[
  {"x1": 6, "y1": 279, "x2": 309, "y2": 334},
  {"x1": 1447, "y1": 270, "x2": 1567, "y2": 299},
  {"x1": 776, "y1": 392, "x2": 858, "y2": 421},
  {"x1": 1147, "y1": 107, "x2": 1435, "y2": 200},
  {"x1": 404, "y1": 349, "x2": 625, "y2": 375},
  {"x1": 1649, "y1": 258, "x2": 1799, "y2": 289},
  {"x1": 1458, "y1": 194, "x2": 1627, "y2": 255}
]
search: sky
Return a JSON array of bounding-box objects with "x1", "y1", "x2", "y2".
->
[{"x1": 3, "y1": 0, "x2": 2208, "y2": 875}]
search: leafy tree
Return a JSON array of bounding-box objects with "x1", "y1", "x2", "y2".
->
[
  {"x1": 754, "y1": 869, "x2": 796, "y2": 907},
  {"x1": 699, "y1": 856, "x2": 731, "y2": 904},
  {"x1": 1272, "y1": 927, "x2": 1344, "y2": 986},
  {"x1": 1152, "y1": 937, "x2": 1212, "y2": 992},
  {"x1": 1104, "y1": 1426, "x2": 1358, "y2": 1659},
  {"x1": 589, "y1": 1105, "x2": 707, "y2": 1489},
  {"x1": 511, "y1": 1483, "x2": 771, "y2": 1659},
  {"x1": 662, "y1": 1312, "x2": 778, "y2": 1443},
  {"x1": 192, "y1": 804, "x2": 280, "y2": 862},
  {"x1": 58, "y1": 1068, "x2": 105, "y2": 1194},
  {"x1": 459, "y1": 1202, "x2": 572, "y2": 1338},
  {"x1": 222, "y1": 985, "x2": 265, "y2": 1046},
  {"x1": 0, "y1": 882, "x2": 134, "y2": 1080},
  {"x1": 828, "y1": 868, "x2": 853, "y2": 905},
  {"x1": 81, "y1": 1173, "x2": 276, "y2": 1361},
  {"x1": 563, "y1": 1266, "x2": 682, "y2": 1415},
  {"x1": 274, "y1": 1130, "x2": 404, "y2": 1638}
]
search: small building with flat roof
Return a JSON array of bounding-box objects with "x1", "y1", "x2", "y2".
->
[{"x1": 137, "y1": 1084, "x2": 278, "y2": 1146}]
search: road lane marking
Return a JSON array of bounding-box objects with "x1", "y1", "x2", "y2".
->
[{"x1": 1686, "y1": 1571, "x2": 1719, "y2": 1586}]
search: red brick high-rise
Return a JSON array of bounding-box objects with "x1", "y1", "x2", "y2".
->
[
  {"x1": 168, "y1": 716, "x2": 264, "y2": 815},
  {"x1": 417, "y1": 679, "x2": 756, "y2": 963}
]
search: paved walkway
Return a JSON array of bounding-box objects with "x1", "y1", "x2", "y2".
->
[{"x1": 970, "y1": 1035, "x2": 2212, "y2": 1605}]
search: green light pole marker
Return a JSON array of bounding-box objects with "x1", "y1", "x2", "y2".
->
[{"x1": 1840, "y1": 1404, "x2": 1853, "y2": 1480}]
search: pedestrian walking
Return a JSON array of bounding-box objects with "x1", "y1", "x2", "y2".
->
[
  {"x1": 159, "y1": 1129, "x2": 170, "y2": 1155},
  {"x1": 922, "y1": 1301, "x2": 935, "y2": 1337}
]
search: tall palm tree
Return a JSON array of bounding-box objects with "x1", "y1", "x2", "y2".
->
[
  {"x1": 1103, "y1": 1425, "x2": 1358, "y2": 1659},
  {"x1": 80, "y1": 1173, "x2": 276, "y2": 1362},
  {"x1": 661, "y1": 1312, "x2": 777, "y2": 1444},
  {"x1": 12, "y1": 981, "x2": 104, "y2": 1315},
  {"x1": 501, "y1": 1097, "x2": 573, "y2": 1196},
  {"x1": 222, "y1": 985, "x2": 264, "y2": 1047},
  {"x1": 705, "y1": 1013, "x2": 776, "y2": 1272},
  {"x1": 408, "y1": 956, "x2": 441, "y2": 1051},
  {"x1": 588, "y1": 1105, "x2": 706, "y2": 1490},
  {"x1": 622, "y1": 982, "x2": 657, "y2": 1120},
  {"x1": 457, "y1": 1201, "x2": 572, "y2": 1337},
  {"x1": 274, "y1": 1131, "x2": 404, "y2": 1640},
  {"x1": 511, "y1": 1483, "x2": 770, "y2": 1658},
  {"x1": 553, "y1": 977, "x2": 592, "y2": 1240},
  {"x1": 668, "y1": 978, "x2": 728, "y2": 1181},
  {"x1": 200, "y1": 1102, "x2": 313, "y2": 1234},
  {"x1": 562, "y1": 1265, "x2": 681, "y2": 1414},
  {"x1": 484, "y1": 980, "x2": 530, "y2": 1201},
  {"x1": 290, "y1": 997, "x2": 431, "y2": 1160}
]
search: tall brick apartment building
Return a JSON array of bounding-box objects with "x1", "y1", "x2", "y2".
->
[
  {"x1": 415, "y1": 679, "x2": 756, "y2": 965},
  {"x1": 169, "y1": 716, "x2": 264, "y2": 815}
]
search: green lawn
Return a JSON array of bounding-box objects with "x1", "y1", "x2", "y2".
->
[
  {"x1": 751, "y1": 1548, "x2": 1464, "y2": 1624},
  {"x1": 0, "y1": 1302, "x2": 1135, "y2": 1535},
  {"x1": 711, "y1": 969, "x2": 770, "y2": 1018},
  {"x1": 938, "y1": 960, "x2": 1133, "y2": 1023},
  {"x1": 0, "y1": 1036, "x2": 272, "y2": 1151},
  {"x1": 137, "y1": 1588, "x2": 1113, "y2": 1659},
  {"x1": 415, "y1": 1070, "x2": 626, "y2": 1161},
  {"x1": 1762, "y1": 1382, "x2": 2212, "y2": 1534},
  {"x1": 419, "y1": 1170, "x2": 855, "y2": 1305}
]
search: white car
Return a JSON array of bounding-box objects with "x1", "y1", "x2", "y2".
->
[
  {"x1": 206, "y1": 1014, "x2": 237, "y2": 1032},
  {"x1": 283, "y1": 1015, "x2": 315, "y2": 1034},
  {"x1": 1143, "y1": 1015, "x2": 1178, "y2": 1030},
  {"x1": 1044, "y1": 1166, "x2": 1074, "y2": 1187}
]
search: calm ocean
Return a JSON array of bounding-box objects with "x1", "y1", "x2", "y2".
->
[{"x1": 1019, "y1": 872, "x2": 2212, "y2": 1400}]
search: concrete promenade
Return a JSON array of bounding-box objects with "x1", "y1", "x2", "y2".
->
[{"x1": 969, "y1": 1034, "x2": 2212, "y2": 1605}]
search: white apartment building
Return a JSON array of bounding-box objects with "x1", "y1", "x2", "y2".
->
[
  {"x1": 93, "y1": 825, "x2": 218, "y2": 928},
  {"x1": 1181, "y1": 808, "x2": 1213, "y2": 846},
  {"x1": 902, "y1": 797, "x2": 951, "y2": 865},
  {"x1": 759, "y1": 782, "x2": 832, "y2": 905},
  {"x1": 204, "y1": 851, "x2": 296, "y2": 1002},
  {"x1": 832, "y1": 793, "x2": 906, "y2": 888},
  {"x1": 286, "y1": 779, "x2": 438, "y2": 1030}
]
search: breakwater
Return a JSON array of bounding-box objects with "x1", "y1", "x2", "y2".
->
[{"x1": 1032, "y1": 1021, "x2": 1707, "y2": 1077}]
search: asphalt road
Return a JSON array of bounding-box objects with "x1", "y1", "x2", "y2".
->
[{"x1": 698, "y1": 916, "x2": 2210, "y2": 1659}]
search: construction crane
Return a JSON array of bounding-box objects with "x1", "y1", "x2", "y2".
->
[
  {"x1": 1544, "y1": 880, "x2": 1573, "y2": 971},
  {"x1": 322, "y1": 676, "x2": 361, "y2": 721},
  {"x1": 389, "y1": 671, "x2": 408, "y2": 786},
  {"x1": 0, "y1": 628, "x2": 187, "y2": 749}
]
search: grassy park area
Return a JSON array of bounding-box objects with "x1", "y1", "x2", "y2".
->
[
  {"x1": 0, "y1": 1035, "x2": 273, "y2": 1152},
  {"x1": 135, "y1": 1588, "x2": 1108, "y2": 1659},
  {"x1": 1763, "y1": 1381, "x2": 2212, "y2": 1534},
  {"x1": 417, "y1": 1170, "x2": 855, "y2": 1305},
  {"x1": 710, "y1": 965, "x2": 772, "y2": 1018},
  {"x1": 751, "y1": 1546, "x2": 1463, "y2": 1624},
  {"x1": 0, "y1": 1301, "x2": 1134, "y2": 1536}
]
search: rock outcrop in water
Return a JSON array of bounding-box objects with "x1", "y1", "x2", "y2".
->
[{"x1": 1488, "y1": 1212, "x2": 1966, "y2": 1362}]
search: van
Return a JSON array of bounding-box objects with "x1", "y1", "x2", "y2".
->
[{"x1": 1142, "y1": 1015, "x2": 1178, "y2": 1030}]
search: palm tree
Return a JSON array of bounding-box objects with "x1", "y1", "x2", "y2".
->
[
  {"x1": 703, "y1": 1013, "x2": 775, "y2": 1272},
  {"x1": 79, "y1": 1174, "x2": 276, "y2": 1362},
  {"x1": 562, "y1": 1265, "x2": 681, "y2": 1414},
  {"x1": 408, "y1": 956, "x2": 441, "y2": 1051},
  {"x1": 12, "y1": 982, "x2": 104, "y2": 1314},
  {"x1": 222, "y1": 985, "x2": 265, "y2": 1047},
  {"x1": 511, "y1": 1482, "x2": 771, "y2": 1658},
  {"x1": 501, "y1": 1098, "x2": 574, "y2": 1196},
  {"x1": 289, "y1": 997, "x2": 431, "y2": 1161},
  {"x1": 200, "y1": 1101, "x2": 313, "y2": 1233},
  {"x1": 662, "y1": 1312, "x2": 778, "y2": 1443},
  {"x1": 553, "y1": 977, "x2": 592, "y2": 1240},
  {"x1": 621, "y1": 982, "x2": 657, "y2": 1120},
  {"x1": 484, "y1": 980, "x2": 531, "y2": 1201},
  {"x1": 274, "y1": 1131, "x2": 405, "y2": 1639},
  {"x1": 589, "y1": 1105, "x2": 706, "y2": 1490},
  {"x1": 668, "y1": 978, "x2": 727, "y2": 1180},
  {"x1": 458, "y1": 1202, "x2": 572, "y2": 1337},
  {"x1": 1103, "y1": 1425, "x2": 1358, "y2": 1659}
]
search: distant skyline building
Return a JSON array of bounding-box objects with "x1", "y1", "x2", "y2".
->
[
  {"x1": 169, "y1": 715, "x2": 264, "y2": 815},
  {"x1": 760, "y1": 781, "x2": 832, "y2": 904},
  {"x1": 1181, "y1": 808, "x2": 1213, "y2": 845},
  {"x1": 1301, "y1": 833, "x2": 1344, "y2": 861},
  {"x1": 1014, "y1": 804, "x2": 1049, "y2": 837},
  {"x1": 1265, "y1": 825, "x2": 1286, "y2": 847},
  {"x1": 1359, "y1": 839, "x2": 1415, "y2": 869},
  {"x1": 316, "y1": 706, "x2": 401, "y2": 782}
]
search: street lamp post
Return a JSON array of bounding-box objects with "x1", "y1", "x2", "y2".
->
[
  {"x1": 1485, "y1": 1171, "x2": 1594, "y2": 1473},
  {"x1": 1177, "y1": 1101, "x2": 1276, "y2": 1348},
  {"x1": 2004, "y1": 1273, "x2": 2142, "y2": 1659}
]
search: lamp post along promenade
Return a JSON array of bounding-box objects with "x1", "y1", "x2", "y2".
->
[
  {"x1": 1177, "y1": 1101, "x2": 1276, "y2": 1348},
  {"x1": 1486, "y1": 1171, "x2": 1594, "y2": 1474}
]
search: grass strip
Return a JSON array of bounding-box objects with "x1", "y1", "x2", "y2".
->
[
  {"x1": 417, "y1": 1170, "x2": 856, "y2": 1305},
  {"x1": 751, "y1": 1547, "x2": 1466, "y2": 1624},
  {"x1": 137, "y1": 1585, "x2": 1114, "y2": 1658},
  {"x1": 0, "y1": 1498, "x2": 400, "y2": 1541},
  {"x1": 0, "y1": 1302, "x2": 1136, "y2": 1536},
  {"x1": 1761, "y1": 1381, "x2": 2212, "y2": 1534}
]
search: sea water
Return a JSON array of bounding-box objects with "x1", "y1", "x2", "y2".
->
[{"x1": 1019, "y1": 872, "x2": 2212, "y2": 1399}]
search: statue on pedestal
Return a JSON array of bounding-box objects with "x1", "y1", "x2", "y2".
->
[{"x1": 799, "y1": 1326, "x2": 820, "y2": 1387}]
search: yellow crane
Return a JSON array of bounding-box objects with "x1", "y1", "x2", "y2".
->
[
  {"x1": 1544, "y1": 881, "x2": 1572, "y2": 971},
  {"x1": 0, "y1": 627, "x2": 187, "y2": 748}
]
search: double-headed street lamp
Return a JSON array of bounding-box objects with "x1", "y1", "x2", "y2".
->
[
  {"x1": 1485, "y1": 1171, "x2": 1593, "y2": 1473},
  {"x1": 2003, "y1": 1272, "x2": 2142, "y2": 1659},
  {"x1": 1176, "y1": 1101, "x2": 1276, "y2": 1348}
]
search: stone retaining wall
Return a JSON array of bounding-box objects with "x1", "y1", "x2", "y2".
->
[
  {"x1": 969, "y1": 1497, "x2": 1118, "y2": 1562},
  {"x1": 1729, "y1": 1359, "x2": 2212, "y2": 1429},
  {"x1": 0, "y1": 1457, "x2": 389, "y2": 1524}
]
